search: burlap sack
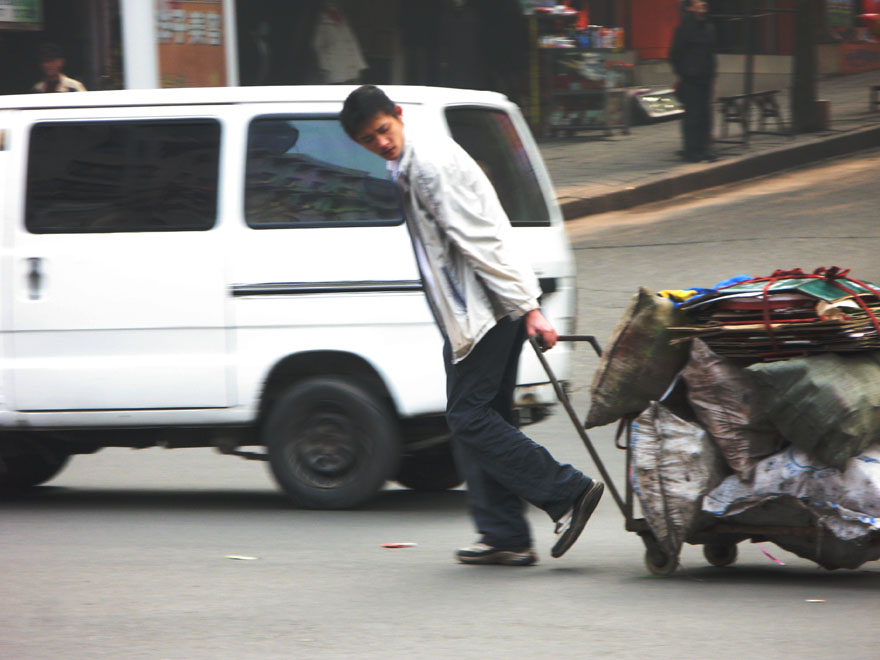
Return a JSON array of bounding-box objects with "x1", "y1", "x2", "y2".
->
[
  {"x1": 585, "y1": 288, "x2": 689, "y2": 428},
  {"x1": 682, "y1": 339, "x2": 784, "y2": 481},
  {"x1": 746, "y1": 352, "x2": 880, "y2": 470}
]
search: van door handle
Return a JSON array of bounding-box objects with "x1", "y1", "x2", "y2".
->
[{"x1": 27, "y1": 257, "x2": 44, "y2": 300}]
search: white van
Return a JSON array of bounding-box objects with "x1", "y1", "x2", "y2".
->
[{"x1": 0, "y1": 85, "x2": 576, "y2": 508}]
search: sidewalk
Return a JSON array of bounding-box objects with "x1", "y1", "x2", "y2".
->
[{"x1": 539, "y1": 70, "x2": 880, "y2": 220}]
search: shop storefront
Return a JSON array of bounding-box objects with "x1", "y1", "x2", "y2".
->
[
  {"x1": 1, "y1": 0, "x2": 533, "y2": 97},
  {"x1": 0, "y1": 0, "x2": 120, "y2": 95},
  {"x1": 235, "y1": 0, "x2": 394, "y2": 87},
  {"x1": 5, "y1": 0, "x2": 875, "y2": 101},
  {"x1": 156, "y1": 0, "x2": 229, "y2": 87},
  {"x1": 520, "y1": 2, "x2": 634, "y2": 135},
  {"x1": 832, "y1": 0, "x2": 880, "y2": 73}
]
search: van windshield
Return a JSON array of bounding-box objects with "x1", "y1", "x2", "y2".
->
[{"x1": 445, "y1": 108, "x2": 550, "y2": 227}]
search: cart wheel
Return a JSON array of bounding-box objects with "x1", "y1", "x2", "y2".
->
[
  {"x1": 703, "y1": 543, "x2": 738, "y2": 567},
  {"x1": 644, "y1": 548, "x2": 678, "y2": 576}
]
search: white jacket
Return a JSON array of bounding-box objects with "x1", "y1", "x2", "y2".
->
[
  {"x1": 32, "y1": 74, "x2": 86, "y2": 93},
  {"x1": 395, "y1": 129, "x2": 542, "y2": 363}
]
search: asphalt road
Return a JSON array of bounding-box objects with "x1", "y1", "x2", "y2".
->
[{"x1": 3, "y1": 150, "x2": 880, "y2": 659}]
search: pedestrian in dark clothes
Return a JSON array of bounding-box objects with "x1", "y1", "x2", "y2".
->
[
  {"x1": 340, "y1": 85, "x2": 604, "y2": 566},
  {"x1": 670, "y1": 0, "x2": 717, "y2": 162}
]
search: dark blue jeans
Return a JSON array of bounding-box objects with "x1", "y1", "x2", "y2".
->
[
  {"x1": 680, "y1": 78, "x2": 713, "y2": 158},
  {"x1": 444, "y1": 316, "x2": 591, "y2": 550}
]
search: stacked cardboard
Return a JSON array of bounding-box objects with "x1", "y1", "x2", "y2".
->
[{"x1": 669, "y1": 269, "x2": 880, "y2": 359}]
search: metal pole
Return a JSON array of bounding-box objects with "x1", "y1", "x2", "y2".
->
[
  {"x1": 791, "y1": 0, "x2": 819, "y2": 132},
  {"x1": 119, "y1": 0, "x2": 159, "y2": 89},
  {"x1": 529, "y1": 15, "x2": 541, "y2": 132},
  {"x1": 743, "y1": 0, "x2": 756, "y2": 143},
  {"x1": 223, "y1": 0, "x2": 239, "y2": 87}
]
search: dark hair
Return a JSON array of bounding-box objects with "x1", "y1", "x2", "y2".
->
[
  {"x1": 39, "y1": 43, "x2": 64, "y2": 62},
  {"x1": 340, "y1": 85, "x2": 397, "y2": 138}
]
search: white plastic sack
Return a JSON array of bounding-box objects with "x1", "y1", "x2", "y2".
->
[
  {"x1": 702, "y1": 444, "x2": 880, "y2": 541},
  {"x1": 702, "y1": 444, "x2": 880, "y2": 569},
  {"x1": 631, "y1": 402, "x2": 727, "y2": 559}
]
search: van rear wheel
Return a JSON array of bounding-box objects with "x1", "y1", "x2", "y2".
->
[{"x1": 264, "y1": 377, "x2": 400, "y2": 509}]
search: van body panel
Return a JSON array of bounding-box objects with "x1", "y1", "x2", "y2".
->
[
  {"x1": 5, "y1": 106, "x2": 232, "y2": 412},
  {"x1": 0, "y1": 115, "x2": 10, "y2": 414},
  {"x1": 0, "y1": 85, "x2": 499, "y2": 112},
  {"x1": 3, "y1": 408, "x2": 252, "y2": 429}
]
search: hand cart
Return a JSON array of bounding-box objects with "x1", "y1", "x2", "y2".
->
[{"x1": 528, "y1": 335, "x2": 880, "y2": 576}]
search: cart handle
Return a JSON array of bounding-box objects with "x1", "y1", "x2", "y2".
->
[
  {"x1": 528, "y1": 335, "x2": 625, "y2": 515},
  {"x1": 534, "y1": 334, "x2": 602, "y2": 357}
]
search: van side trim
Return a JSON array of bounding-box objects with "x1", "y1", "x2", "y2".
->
[
  {"x1": 231, "y1": 280, "x2": 424, "y2": 297},
  {"x1": 231, "y1": 278, "x2": 556, "y2": 297}
]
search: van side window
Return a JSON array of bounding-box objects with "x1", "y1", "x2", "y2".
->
[
  {"x1": 245, "y1": 117, "x2": 401, "y2": 228},
  {"x1": 26, "y1": 119, "x2": 220, "y2": 234},
  {"x1": 445, "y1": 108, "x2": 551, "y2": 227}
]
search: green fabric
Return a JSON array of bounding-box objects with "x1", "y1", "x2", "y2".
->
[
  {"x1": 720, "y1": 277, "x2": 878, "y2": 302},
  {"x1": 746, "y1": 351, "x2": 880, "y2": 469}
]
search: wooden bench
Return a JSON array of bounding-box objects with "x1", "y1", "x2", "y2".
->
[
  {"x1": 717, "y1": 90, "x2": 785, "y2": 141},
  {"x1": 871, "y1": 85, "x2": 880, "y2": 112}
]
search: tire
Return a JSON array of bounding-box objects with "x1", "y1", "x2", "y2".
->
[
  {"x1": 641, "y1": 533, "x2": 678, "y2": 576},
  {"x1": 703, "y1": 542, "x2": 738, "y2": 568},
  {"x1": 0, "y1": 445, "x2": 70, "y2": 493},
  {"x1": 644, "y1": 548, "x2": 679, "y2": 576},
  {"x1": 264, "y1": 377, "x2": 400, "y2": 509},
  {"x1": 396, "y1": 444, "x2": 463, "y2": 492}
]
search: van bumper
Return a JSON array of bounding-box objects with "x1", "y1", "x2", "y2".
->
[{"x1": 514, "y1": 382, "x2": 568, "y2": 426}]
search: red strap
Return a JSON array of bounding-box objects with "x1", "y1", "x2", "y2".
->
[{"x1": 716, "y1": 267, "x2": 880, "y2": 358}]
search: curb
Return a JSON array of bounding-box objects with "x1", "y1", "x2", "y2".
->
[{"x1": 559, "y1": 123, "x2": 880, "y2": 220}]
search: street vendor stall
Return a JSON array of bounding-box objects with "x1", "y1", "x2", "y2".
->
[{"x1": 521, "y1": 1, "x2": 634, "y2": 136}]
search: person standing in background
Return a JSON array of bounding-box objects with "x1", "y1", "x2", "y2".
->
[
  {"x1": 312, "y1": 1, "x2": 367, "y2": 84},
  {"x1": 670, "y1": 0, "x2": 716, "y2": 162},
  {"x1": 32, "y1": 43, "x2": 86, "y2": 93}
]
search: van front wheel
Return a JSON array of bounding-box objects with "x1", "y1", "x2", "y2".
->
[
  {"x1": 264, "y1": 378, "x2": 400, "y2": 509},
  {"x1": 0, "y1": 440, "x2": 70, "y2": 493}
]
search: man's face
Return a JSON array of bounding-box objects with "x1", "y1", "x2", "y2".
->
[
  {"x1": 353, "y1": 107, "x2": 404, "y2": 161},
  {"x1": 687, "y1": 0, "x2": 708, "y2": 15},
  {"x1": 41, "y1": 57, "x2": 64, "y2": 79}
]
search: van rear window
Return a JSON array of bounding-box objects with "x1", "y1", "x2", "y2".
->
[
  {"x1": 25, "y1": 119, "x2": 220, "y2": 233},
  {"x1": 445, "y1": 108, "x2": 551, "y2": 227},
  {"x1": 245, "y1": 117, "x2": 401, "y2": 228}
]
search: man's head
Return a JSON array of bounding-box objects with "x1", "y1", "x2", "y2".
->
[
  {"x1": 341, "y1": 85, "x2": 405, "y2": 161},
  {"x1": 39, "y1": 43, "x2": 65, "y2": 80},
  {"x1": 683, "y1": 0, "x2": 708, "y2": 16}
]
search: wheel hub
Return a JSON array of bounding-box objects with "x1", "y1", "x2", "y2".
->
[{"x1": 292, "y1": 409, "x2": 360, "y2": 483}]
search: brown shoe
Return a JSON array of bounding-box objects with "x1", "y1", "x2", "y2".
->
[
  {"x1": 456, "y1": 542, "x2": 538, "y2": 566},
  {"x1": 551, "y1": 480, "x2": 604, "y2": 558}
]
